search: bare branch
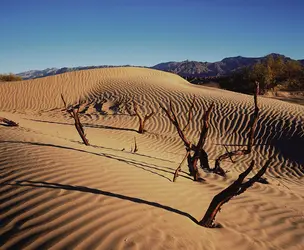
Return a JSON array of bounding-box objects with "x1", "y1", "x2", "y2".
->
[
  {"x1": 199, "y1": 159, "x2": 271, "y2": 228},
  {"x1": 173, "y1": 150, "x2": 190, "y2": 182},
  {"x1": 61, "y1": 94, "x2": 68, "y2": 109},
  {"x1": 143, "y1": 112, "x2": 154, "y2": 128},
  {"x1": 224, "y1": 145, "x2": 235, "y2": 163},
  {"x1": 160, "y1": 101, "x2": 191, "y2": 149},
  {"x1": 238, "y1": 158, "x2": 271, "y2": 194},
  {"x1": 132, "y1": 101, "x2": 141, "y2": 119},
  {"x1": 214, "y1": 82, "x2": 260, "y2": 175},
  {"x1": 61, "y1": 94, "x2": 89, "y2": 146},
  {"x1": 247, "y1": 81, "x2": 260, "y2": 153},
  {"x1": 183, "y1": 96, "x2": 196, "y2": 131},
  {"x1": 133, "y1": 137, "x2": 138, "y2": 153},
  {"x1": 131, "y1": 100, "x2": 154, "y2": 134},
  {"x1": 0, "y1": 117, "x2": 19, "y2": 127},
  {"x1": 197, "y1": 103, "x2": 214, "y2": 149},
  {"x1": 161, "y1": 100, "x2": 214, "y2": 181}
]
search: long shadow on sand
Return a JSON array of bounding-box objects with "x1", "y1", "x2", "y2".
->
[
  {"x1": 83, "y1": 123, "x2": 137, "y2": 133},
  {"x1": 0, "y1": 141, "x2": 191, "y2": 182},
  {"x1": 27, "y1": 118, "x2": 176, "y2": 163},
  {"x1": 28, "y1": 118, "x2": 138, "y2": 133},
  {"x1": 0, "y1": 180, "x2": 198, "y2": 249},
  {"x1": 13, "y1": 180, "x2": 199, "y2": 224}
]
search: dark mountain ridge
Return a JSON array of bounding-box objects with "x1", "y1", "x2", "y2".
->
[{"x1": 17, "y1": 53, "x2": 303, "y2": 80}]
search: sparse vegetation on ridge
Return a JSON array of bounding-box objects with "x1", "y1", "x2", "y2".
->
[
  {"x1": 218, "y1": 55, "x2": 304, "y2": 94},
  {"x1": 0, "y1": 73, "x2": 22, "y2": 82}
]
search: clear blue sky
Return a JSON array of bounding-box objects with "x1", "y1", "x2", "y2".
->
[{"x1": 1, "y1": 0, "x2": 303, "y2": 73}]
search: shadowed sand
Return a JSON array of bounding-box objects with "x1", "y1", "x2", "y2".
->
[{"x1": 0, "y1": 67, "x2": 303, "y2": 250}]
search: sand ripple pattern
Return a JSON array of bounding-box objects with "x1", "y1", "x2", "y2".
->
[{"x1": 0, "y1": 67, "x2": 303, "y2": 250}]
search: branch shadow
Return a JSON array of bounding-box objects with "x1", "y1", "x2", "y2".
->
[
  {"x1": 27, "y1": 119, "x2": 71, "y2": 126},
  {"x1": 11, "y1": 180, "x2": 199, "y2": 224},
  {"x1": 27, "y1": 118, "x2": 138, "y2": 133},
  {"x1": 0, "y1": 141, "x2": 192, "y2": 182},
  {"x1": 0, "y1": 180, "x2": 198, "y2": 248},
  {"x1": 83, "y1": 123, "x2": 137, "y2": 133},
  {"x1": 27, "y1": 118, "x2": 175, "y2": 163}
]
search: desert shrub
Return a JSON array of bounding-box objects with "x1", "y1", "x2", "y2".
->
[
  {"x1": 219, "y1": 55, "x2": 304, "y2": 94},
  {"x1": 0, "y1": 73, "x2": 22, "y2": 82}
]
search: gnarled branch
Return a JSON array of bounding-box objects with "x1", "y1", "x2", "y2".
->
[
  {"x1": 131, "y1": 101, "x2": 154, "y2": 134},
  {"x1": 161, "y1": 100, "x2": 214, "y2": 181},
  {"x1": 160, "y1": 101, "x2": 192, "y2": 149},
  {"x1": 173, "y1": 150, "x2": 190, "y2": 182},
  {"x1": 183, "y1": 96, "x2": 196, "y2": 132},
  {"x1": 199, "y1": 158, "x2": 271, "y2": 228},
  {"x1": 61, "y1": 94, "x2": 89, "y2": 146},
  {"x1": 0, "y1": 117, "x2": 18, "y2": 126},
  {"x1": 131, "y1": 137, "x2": 138, "y2": 153},
  {"x1": 214, "y1": 81, "x2": 260, "y2": 175}
]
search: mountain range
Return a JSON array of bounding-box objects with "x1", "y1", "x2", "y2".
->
[{"x1": 17, "y1": 54, "x2": 304, "y2": 80}]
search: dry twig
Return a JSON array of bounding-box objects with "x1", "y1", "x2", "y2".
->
[
  {"x1": 214, "y1": 81, "x2": 260, "y2": 175},
  {"x1": 129, "y1": 100, "x2": 154, "y2": 134},
  {"x1": 161, "y1": 101, "x2": 214, "y2": 181},
  {"x1": 61, "y1": 94, "x2": 89, "y2": 146},
  {"x1": 0, "y1": 117, "x2": 18, "y2": 126}
]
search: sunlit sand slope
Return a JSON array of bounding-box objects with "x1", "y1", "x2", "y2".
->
[{"x1": 0, "y1": 67, "x2": 303, "y2": 250}]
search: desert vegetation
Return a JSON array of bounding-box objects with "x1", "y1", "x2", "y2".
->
[
  {"x1": 161, "y1": 100, "x2": 214, "y2": 181},
  {"x1": 1, "y1": 67, "x2": 302, "y2": 250},
  {"x1": 1, "y1": 81, "x2": 274, "y2": 229},
  {"x1": 214, "y1": 81, "x2": 260, "y2": 174},
  {"x1": 219, "y1": 55, "x2": 304, "y2": 94},
  {"x1": 0, "y1": 73, "x2": 22, "y2": 82},
  {"x1": 125, "y1": 100, "x2": 154, "y2": 134},
  {"x1": 162, "y1": 82, "x2": 260, "y2": 182},
  {"x1": 159, "y1": 81, "x2": 272, "y2": 228},
  {"x1": 61, "y1": 94, "x2": 90, "y2": 145},
  {"x1": 131, "y1": 137, "x2": 139, "y2": 153},
  {"x1": 200, "y1": 159, "x2": 271, "y2": 227},
  {"x1": 0, "y1": 117, "x2": 18, "y2": 126}
]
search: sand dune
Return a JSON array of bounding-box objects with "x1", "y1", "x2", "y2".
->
[{"x1": 0, "y1": 67, "x2": 303, "y2": 250}]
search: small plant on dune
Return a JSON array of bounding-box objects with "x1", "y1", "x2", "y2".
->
[
  {"x1": 0, "y1": 73, "x2": 22, "y2": 82},
  {"x1": 0, "y1": 117, "x2": 19, "y2": 126},
  {"x1": 160, "y1": 81, "x2": 271, "y2": 227},
  {"x1": 126, "y1": 100, "x2": 154, "y2": 134},
  {"x1": 214, "y1": 81, "x2": 260, "y2": 175},
  {"x1": 160, "y1": 96, "x2": 217, "y2": 182},
  {"x1": 161, "y1": 82, "x2": 261, "y2": 182},
  {"x1": 200, "y1": 159, "x2": 271, "y2": 228},
  {"x1": 183, "y1": 96, "x2": 196, "y2": 132},
  {"x1": 130, "y1": 137, "x2": 138, "y2": 153},
  {"x1": 61, "y1": 94, "x2": 90, "y2": 146}
]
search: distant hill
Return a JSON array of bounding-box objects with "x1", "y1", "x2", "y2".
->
[
  {"x1": 17, "y1": 53, "x2": 303, "y2": 80},
  {"x1": 152, "y1": 54, "x2": 297, "y2": 77}
]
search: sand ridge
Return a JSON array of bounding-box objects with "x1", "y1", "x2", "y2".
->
[{"x1": 0, "y1": 67, "x2": 303, "y2": 249}]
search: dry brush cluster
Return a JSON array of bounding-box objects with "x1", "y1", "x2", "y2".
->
[
  {"x1": 58, "y1": 82, "x2": 270, "y2": 228},
  {"x1": 1, "y1": 82, "x2": 271, "y2": 229},
  {"x1": 162, "y1": 81, "x2": 261, "y2": 182},
  {"x1": 161, "y1": 81, "x2": 271, "y2": 227},
  {"x1": 0, "y1": 73, "x2": 22, "y2": 82}
]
